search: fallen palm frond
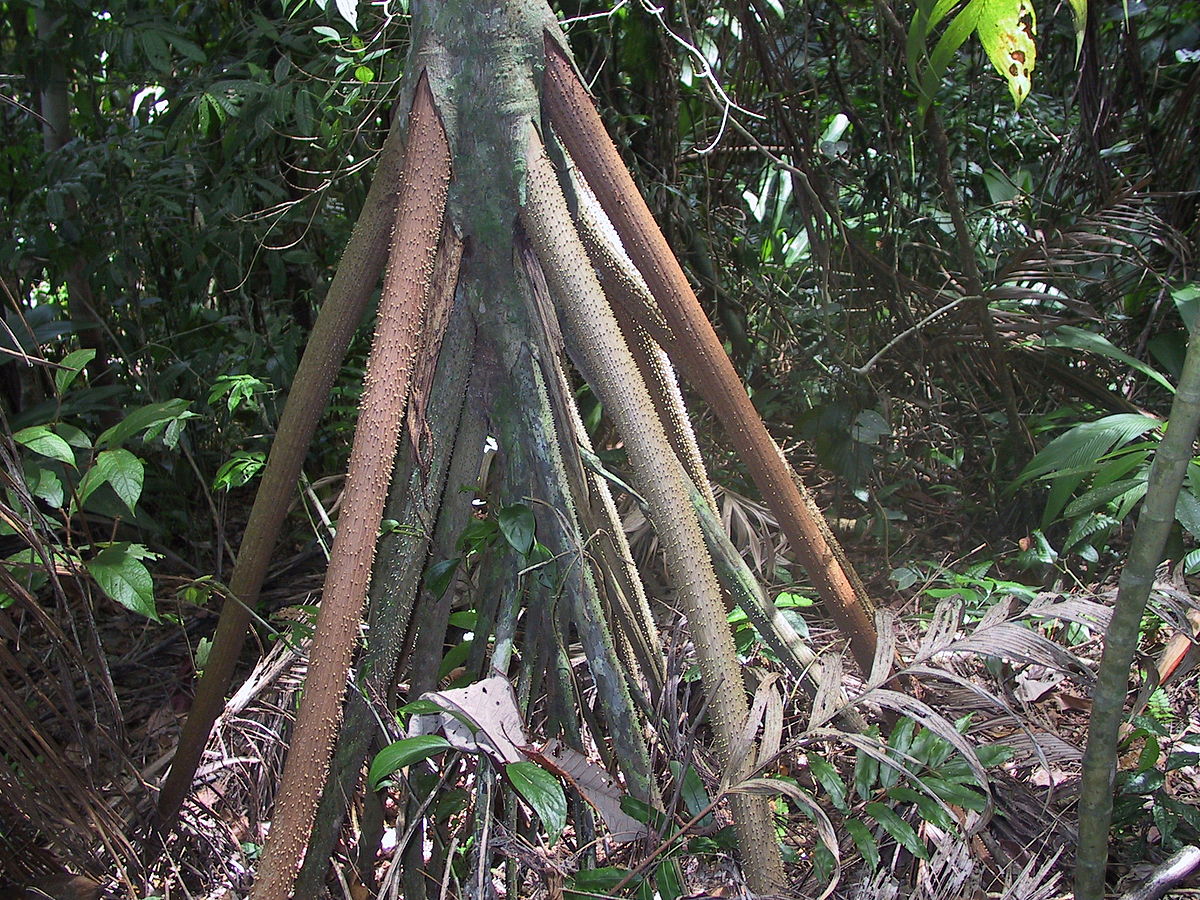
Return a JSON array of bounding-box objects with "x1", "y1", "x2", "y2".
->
[
  {"x1": 148, "y1": 636, "x2": 306, "y2": 896},
  {"x1": 0, "y1": 427, "x2": 144, "y2": 893}
]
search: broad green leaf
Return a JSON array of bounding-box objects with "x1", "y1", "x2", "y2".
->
[
  {"x1": 92, "y1": 449, "x2": 144, "y2": 514},
  {"x1": 368, "y1": 735, "x2": 451, "y2": 790},
  {"x1": 975, "y1": 0, "x2": 1036, "y2": 107},
  {"x1": 506, "y1": 760, "x2": 567, "y2": 846},
  {"x1": 458, "y1": 517, "x2": 499, "y2": 554},
  {"x1": 1172, "y1": 285, "x2": 1200, "y2": 332},
  {"x1": 886, "y1": 785, "x2": 955, "y2": 831},
  {"x1": 1068, "y1": 0, "x2": 1086, "y2": 64},
  {"x1": 922, "y1": 775, "x2": 988, "y2": 811},
  {"x1": 55, "y1": 349, "x2": 96, "y2": 395},
  {"x1": 14, "y1": 426, "x2": 76, "y2": 467},
  {"x1": 855, "y1": 739, "x2": 881, "y2": 801},
  {"x1": 1063, "y1": 478, "x2": 1147, "y2": 520},
  {"x1": 1014, "y1": 414, "x2": 1161, "y2": 487},
  {"x1": 498, "y1": 505, "x2": 536, "y2": 555},
  {"x1": 86, "y1": 543, "x2": 158, "y2": 621},
  {"x1": 865, "y1": 801, "x2": 929, "y2": 859},
  {"x1": 880, "y1": 717, "x2": 917, "y2": 790},
  {"x1": 27, "y1": 467, "x2": 64, "y2": 509},
  {"x1": 919, "y1": 0, "x2": 985, "y2": 117},
  {"x1": 208, "y1": 374, "x2": 268, "y2": 414},
  {"x1": 566, "y1": 868, "x2": 636, "y2": 900},
  {"x1": 54, "y1": 423, "x2": 91, "y2": 450},
  {"x1": 97, "y1": 399, "x2": 193, "y2": 449},
  {"x1": 394, "y1": 698, "x2": 445, "y2": 721},
  {"x1": 653, "y1": 859, "x2": 684, "y2": 900},
  {"x1": 213, "y1": 451, "x2": 266, "y2": 492},
  {"x1": 808, "y1": 755, "x2": 849, "y2": 811},
  {"x1": 668, "y1": 760, "x2": 716, "y2": 825},
  {"x1": 1176, "y1": 489, "x2": 1200, "y2": 537},
  {"x1": 845, "y1": 818, "x2": 880, "y2": 870},
  {"x1": 1043, "y1": 326, "x2": 1175, "y2": 395},
  {"x1": 424, "y1": 557, "x2": 460, "y2": 599}
]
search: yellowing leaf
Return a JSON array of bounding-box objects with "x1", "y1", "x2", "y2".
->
[
  {"x1": 976, "y1": 0, "x2": 1037, "y2": 107},
  {"x1": 1068, "y1": 0, "x2": 1087, "y2": 65}
]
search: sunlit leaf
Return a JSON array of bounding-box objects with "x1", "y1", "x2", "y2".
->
[
  {"x1": 55, "y1": 349, "x2": 96, "y2": 395},
  {"x1": 14, "y1": 426, "x2": 75, "y2": 467},
  {"x1": 975, "y1": 0, "x2": 1037, "y2": 107}
]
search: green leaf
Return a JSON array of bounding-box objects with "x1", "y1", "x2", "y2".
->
[
  {"x1": 55, "y1": 349, "x2": 96, "y2": 395},
  {"x1": 213, "y1": 451, "x2": 266, "y2": 492},
  {"x1": 566, "y1": 868, "x2": 636, "y2": 900},
  {"x1": 886, "y1": 785, "x2": 955, "y2": 831},
  {"x1": 26, "y1": 467, "x2": 64, "y2": 508},
  {"x1": 653, "y1": 859, "x2": 684, "y2": 900},
  {"x1": 54, "y1": 423, "x2": 91, "y2": 450},
  {"x1": 922, "y1": 775, "x2": 988, "y2": 811},
  {"x1": 92, "y1": 449, "x2": 144, "y2": 514},
  {"x1": 855, "y1": 737, "x2": 881, "y2": 800},
  {"x1": 1067, "y1": 0, "x2": 1086, "y2": 64},
  {"x1": 14, "y1": 426, "x2": 76, "y2": 467},
  {"x1": 668, "y1": 760, "x2": 716, "y2": 825},
  {"x1": 458, "y1": 517, "x2": 498, "y2": 554},
  {"x1": 1176, "y1": 489, "x2": 1200, "y2": 537},
  {"x1": 1063, "y1": 477, "x2": 1147, "y2": 520},
  {"x1": 97, "y1": 399, "x2": 193, "y2": 449},
  {"x1": 918, "y1": 0, "x2": 985, "y2": 117},
  {"x1": 974, "y1": 0, "x2": 1036, "y2": 107},
  {"x1": 1121, "y1": 768, "x2": 1165, "y2": 795},
  {"x1": 208, "y1": 374, "x2": 268, "y2": 414},
  {"x1": 1014, "y1": 414, "x2": 1161, "y2": 488},
  {"x1": 1043, "y1": 326, "x2": 1175, "y2": 395},
  {"x1": 506, "y1": 760, "x2": 567, "y2": 845},
  {"x1": 394, "y1": 698, "x2": 445, "y2": 721},
  {"x1": 845, "y1": 818, "x2": 880, "y2": 870},
  {"x1": 865, "y1": 801, "x2": 929, "y2": 859},
  {"x1": 1172, "y1": 285, "x2": 1200, "y2": 332},
  {"x1": 369, "y1": 735, "x2": 451, "y2": 790},
  {"x1": 424, "y1": 557, "x2": 460, "y2": 600},
  {"x1": 354, "y1": 65, "x2": 374, "y2": 83},
  {"x1": 808, "y1": 755, "x2": 849, "y2": 811},
  {"x1": 881, "y1": 717, "x2": 917, "y2": 789},
  {"x1": 85, "y1": 543, "x2": 158, "y2": 621},
  {"x1": 498, "y1": 505, "x2": 536, "y2": 555}
]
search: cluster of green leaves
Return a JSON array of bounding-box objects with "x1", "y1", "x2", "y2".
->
[
  {"x1": 807, "y1": 718, "x2": 1012, "y2": 879},
  {"x1": 1110, "y1": 718, "x2": 1200, "y2": 853},
  {"x1": 3, "y1": 350, "x2": 193, "y2": 619},
  {"x1": 1012, "y1": 289, "x2": 1200, "y2": 569},
  {"x1": 418, "y1": 503, "x2": 553, "y2": 681}
]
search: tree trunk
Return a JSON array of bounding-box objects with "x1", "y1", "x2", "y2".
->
[{"x1": 227, "y1": 2, "x2": 877, "y2": 895}]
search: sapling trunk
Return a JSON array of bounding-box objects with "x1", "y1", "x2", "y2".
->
[{"x1": 1075, "y1": 324, "x2": 1200, "y2": 900}]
